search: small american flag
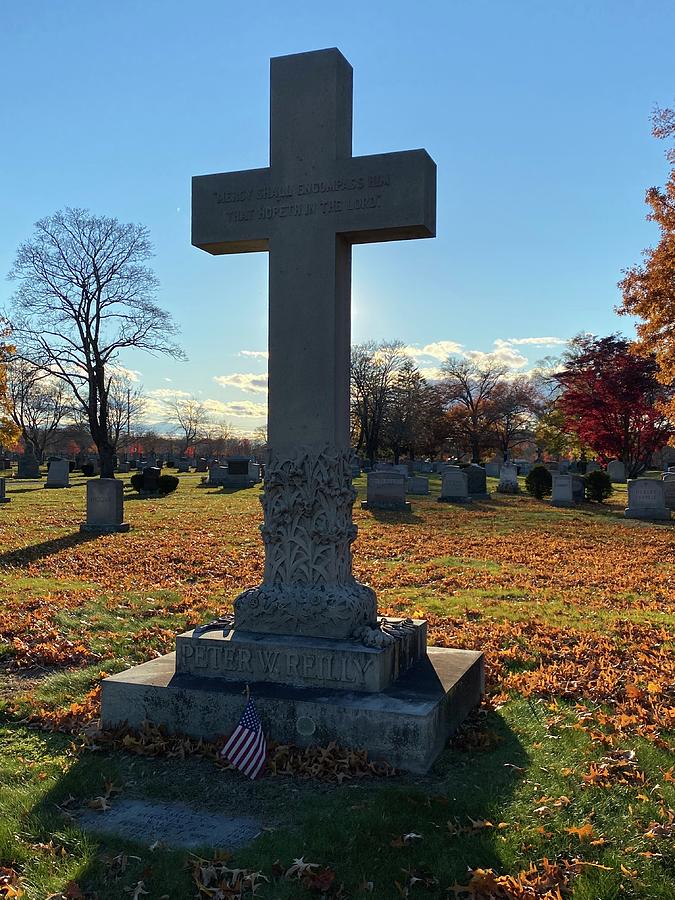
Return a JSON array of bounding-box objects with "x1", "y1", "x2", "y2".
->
[{"x1": 221, "y1": 697, "x2": 267, "y2": 779}]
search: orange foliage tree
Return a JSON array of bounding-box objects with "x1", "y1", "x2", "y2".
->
[{"x1": 620, "y1": 105, "x2": 675, "y2": 429}]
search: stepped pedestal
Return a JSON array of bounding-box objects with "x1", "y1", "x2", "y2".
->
[{"x1": 101, "y1": 619, "x2": 483, "y2": 773}]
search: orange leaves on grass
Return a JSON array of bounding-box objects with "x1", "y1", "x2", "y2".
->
[
  {"x1": 449, "y1": 857, "x2": 587, "y2": 899},
  {"x1": 0, "y1": 868, "x2": 23, "y2": 899},
  {"x1": 29, "y1": 685, "x2": 102, "y2": 733},
  {"x1": 11, "y1": 633, "x2": 96, "y2": 669}
]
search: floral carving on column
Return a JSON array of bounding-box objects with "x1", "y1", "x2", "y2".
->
[{"x1": 234, "y1": 445, "x2": 378, "y2": 640}]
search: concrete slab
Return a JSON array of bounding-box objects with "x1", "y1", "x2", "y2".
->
[
  {"x1": 101, "y1": 647, "x2": 484, "y2": 774},
  {"x1": 78, "y1": 799, "x2": 261, "y2": 850}
]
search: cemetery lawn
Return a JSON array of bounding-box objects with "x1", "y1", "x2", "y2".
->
[{"x1": 0, "y1": 472, "x2": 673, "y2": 899}]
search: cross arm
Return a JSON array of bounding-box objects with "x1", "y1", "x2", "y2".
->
[
  {"x1": 192, "y1": 167, "x2": 273, "y2": 255},
  {"x1": 335, "y1": 149, "x2": 436, "y2": 244}
]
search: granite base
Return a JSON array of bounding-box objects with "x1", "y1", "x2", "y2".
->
[
  {"x1": 101, "y1": 647, "x2": 484, "y2": 773},
  {"x1": 360, "y1": 501, "x2": 411, "y2": 512},
  {"x1": 80, "y1": 522, "x2": 131, "y2": 533},
  {"x1": 624, "y1": 507, "x2": 671, "y2": 521},
  {"x1": 176, "y1": 621, "x2": 427, "y2": 693}
]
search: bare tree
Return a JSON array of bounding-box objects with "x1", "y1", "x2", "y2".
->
[
  {"x1": 108, "y1": 375, "x2": 146, "y2": 458},
  {"x1": 197, "y1": 420, "x2": 232, "y2": 459},
  {"x1": 350, "y1": 340, "x2": 406, "y2": 464},
  {"x1": 169, "y1": 396, "x2": 210, "y2": 455},
  {"x1": 7, "y1": 208, "x2": 184, "y2": 477},
  {"x1": 439, "y1": 357, "x2": 507, "y2": 462},
  {"x1": 5, "y1": 357, "x2": 69, "y2": 461},
  {"x1": 489, "y1": 376, "x2": 541, "y2": 460}
]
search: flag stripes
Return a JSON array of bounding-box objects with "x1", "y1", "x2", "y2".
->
[{"x1": 221, "y1": 697, "x2": 267, "y2": 779}]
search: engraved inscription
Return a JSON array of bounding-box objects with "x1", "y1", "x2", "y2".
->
[
  {"x1": 179, "y1": 641, "x2": 374, "y2": 686},
  {"x1": 214, "y1": 174, "x2": 392, "y2": 225}
]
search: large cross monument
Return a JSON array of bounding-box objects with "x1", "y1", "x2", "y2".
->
[
  {"x1": 102, "y1": 50, "x2": 483, "y2": 772},
  {"x1": 192, "y1": 48, "x2": 435, "y2": 645}
]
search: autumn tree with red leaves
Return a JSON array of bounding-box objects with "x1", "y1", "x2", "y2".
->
[
  {"x1": 554, "y1": 335, "x2": 673, "y2": 477},
  {"x1": 620, "y1": 105, "x2": 675, "y2": 426}
]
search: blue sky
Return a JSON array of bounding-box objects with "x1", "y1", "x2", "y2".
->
[{"x1": 1, "y1": 0, "x2": 673, "y2": 433}]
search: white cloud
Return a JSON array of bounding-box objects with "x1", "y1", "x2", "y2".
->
[
  {"x1": 146, "y1": 388, "x2": 191, "y2": 401},
  {"x1": 465, "y1": 346, "x2": 529, "y2": 370},
  {"x1": 239, "y1": 350, "x2": 269, "y2": 360},
  {"x1": 403, "y1": 336, "x2": 567, "y2": 374},
  {"x1": 503, "y1": 336, "x2": 567, "y2": 346},
  {"x1": 143, "y1": 388, "x2": 192, "y2": 420},
  {"x1": 203, "y1": 398, "x2": 266, "y2": 419},
  {"x1": 417, "y1": 365, "x2": 444, "y2": 383},
  {"x1": 403, "y1": 340, "x2": 464, "y2": 361},
  {"x1": 214, "y1": 372, "x2": 268, "y2": 395},
  {"x1": 110, "y1": 364, "x2": 142, "y2": 382}
]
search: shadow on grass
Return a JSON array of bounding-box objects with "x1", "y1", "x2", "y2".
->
[
  {"x1": 20, "y1": 707, "x2": 529, "y2": 898},
  {"x1": 0, "y1": 531, "x2": 102, "y2": 569},
  {"x1": 362, "y1": 507, "x2": 426, "y2": 525}
]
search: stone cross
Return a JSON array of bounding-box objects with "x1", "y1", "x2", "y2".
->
[{"x1": 192, "y1": 48, "x2": 436, "y2": 644}]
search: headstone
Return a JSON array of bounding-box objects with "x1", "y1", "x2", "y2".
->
[
  {"x1": 624, "y1": 478, "x2": 671, "y2": 521},
  {"x1": 607, "y1": 460, "x2": 626, "y2": 483},
  {"x1": 17, "y1": 447, "x2": 41, "y2": 479},
  {"x1": 407, "y1": 475, "x2": 429, "y2": 495},
  {"x1": 209, "y1": 457, "x2": 260, "y2": 487},
  {"x1": 142, "y1": 466, "x2": 161, "y2": 494},
  {"x1": 559, "y1": 460, "x2": 570, "y2": 474},
  {"x1": 568, "y1": 461, "x2": 579, "y2": 474},
  {"x1": 419, "y1": 461, "x2": 433, "y2": 473},
  {"x1": 80, "y1": 478, "x2": 130, "y2": 533},
  {"x1": 102, "y1": 48, "x2": 482, "y2": 774},
  {"x1": 485, "y1": 461, "x2": 500, "y2": 478},
  {"x1": 438, "y1": 468, "x2": 471, "y2": 503},
  {"x1": 0, "y1": 478, "x2": 10, "y2": 504},
  {"x1": 44, "y1": 458, "x2": 69, "y2": 489},
  {"x1": 497, "y1": 464, "x2": 519, "y2": 494},
  {"x1": 515, "y1": 460, "x2": 532, "y2": 476},
  {"x1": 586, "y1": 461, "x2": 601, "y2": 473},
  {"x1": 375, "y1": 462, "x2": 408, "y2": 476},
  {"x1": 207, "y1": 465, "x2": 229, "y2": 486},
  {"x1": 117, "y1": 461, "x2": 130, "y2": 473},
  {"x1": 662, "y1": 473, "x2": 675, "y2": 511},
  {"x1": 571, "y1": 474, "x2": 585, "y2": 503},
  {"x1": 464, "y1": 464, "x2": 489, "y2": 499},
  {"x1": 177, "y1": 459, "x2": 191, "y2": 472},
  {"x1": 362, "y1": 471, "x2": 410, "y2": 510},
  {"x1": 551, "y1": 474, "x2": 574, "y2": 507},
  {"x1": 196, "y1": 458, "x2": 208, "y2": 473}
]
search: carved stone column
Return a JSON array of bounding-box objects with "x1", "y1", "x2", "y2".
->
[{"x1": 234, "y1": 445, "x2": 377, "y2": 641}]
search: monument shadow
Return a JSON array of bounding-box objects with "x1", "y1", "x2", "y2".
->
[
  {"x1": 22, "y1": 705, "x2": 528, "y2": 897},
  {"x1": 0, "y1": 531, "x2": 102, "y2": 569}
]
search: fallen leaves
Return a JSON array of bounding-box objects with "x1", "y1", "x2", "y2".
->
[
  {"x1": 0, "y1": 868, "x2": 23, "y2": 899},
  {"x1": 449, "y1": 856, "x2": 615, "y2": 899},
  {"x1": 78, "y1": 720, "x2": 399, "y2": 783},
  {"x1": 565, "y1": 823, "x2": 595, "y2": 841},
  {"x1": 191, "y1": 855, "x2": 340, "y2": 898}
]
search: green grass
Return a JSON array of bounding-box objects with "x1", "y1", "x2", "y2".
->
[{"x1": 0, "y1": 470, "x2": 673, "y2": 898}]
